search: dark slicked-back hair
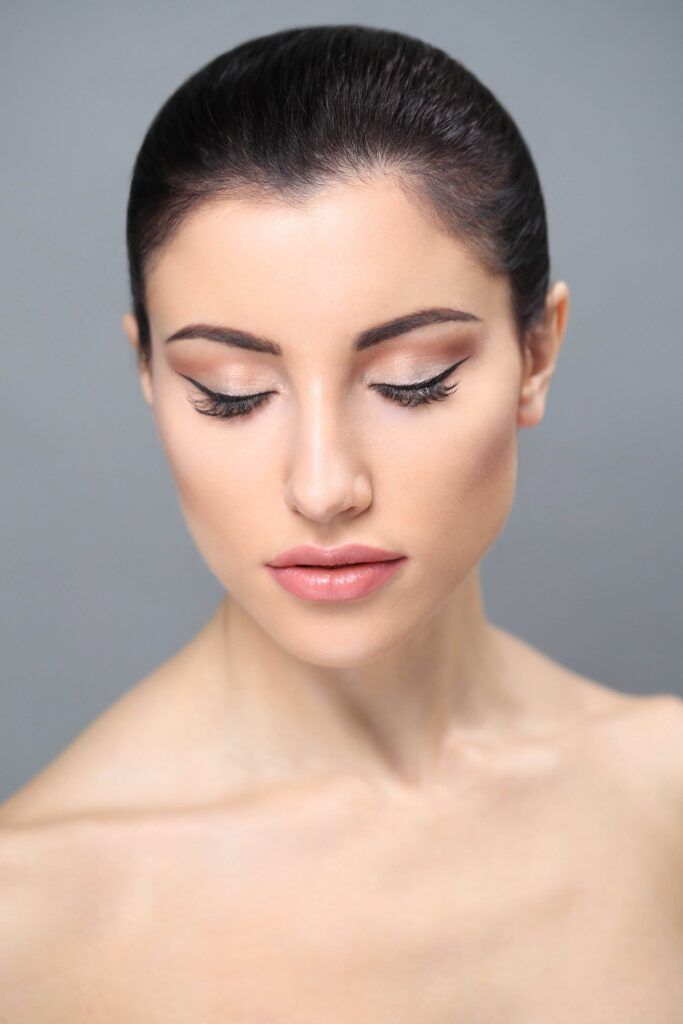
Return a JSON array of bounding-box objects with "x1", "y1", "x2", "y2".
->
[{"x1": 126, "y1": 23, "x2": 551, "y2": 370}]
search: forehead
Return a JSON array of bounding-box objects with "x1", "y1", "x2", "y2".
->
[{"x1": 145, "y1": 177, "x2": 510, "y2": 336}]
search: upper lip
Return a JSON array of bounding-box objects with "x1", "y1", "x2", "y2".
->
[{"x1": 266, "y1": 544, "x2": 405, "y2": 568}]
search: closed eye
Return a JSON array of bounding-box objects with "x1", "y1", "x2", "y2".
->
[
  {"x1": 180, "y1": 356, "x2": 470, "y2": 420},
  {"x1": 371, "y1": 356, "x2": 470, "y2": 408}
]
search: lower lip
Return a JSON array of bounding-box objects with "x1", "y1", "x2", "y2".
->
[{"x1": 265, "y1": 558, "x2": 407, "y2": 602}]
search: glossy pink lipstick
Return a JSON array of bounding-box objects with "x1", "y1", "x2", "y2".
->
[{"x1": 265, "y1": 544, "x2": 407, "y2": 602}]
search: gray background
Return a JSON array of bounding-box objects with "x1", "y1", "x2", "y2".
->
[{"x1": 2, "y1": 0, "x2": 681, "y2": 803}]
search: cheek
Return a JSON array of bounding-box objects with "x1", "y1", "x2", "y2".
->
[
  {"x1": 153, "y1": 400, "x2": 264, "y2": 588},
  {"x1": 459, "y1": 402, "x2": 518, "y2": 540},
  {"x1": 393, "y1": 390, "x2": 518, "y2": 570}
]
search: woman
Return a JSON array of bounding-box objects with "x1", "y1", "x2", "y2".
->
[{"x1": 1, "y1": 23, "x2": 682, "y2": 1021}]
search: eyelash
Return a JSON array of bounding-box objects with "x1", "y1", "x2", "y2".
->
[{"x1": 181, "y1": 356, "x2": 470, "y2": 420}]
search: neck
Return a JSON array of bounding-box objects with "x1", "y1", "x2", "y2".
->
[{"x1": 194, "y1": 568, "x2": 523, "y2": 793}]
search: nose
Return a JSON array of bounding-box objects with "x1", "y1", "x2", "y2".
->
[{"x1": 283, "y1": 389, "x2": 371, "y2": 524}]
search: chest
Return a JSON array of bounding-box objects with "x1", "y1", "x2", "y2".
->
[{"x1": 67, "y1": 789, "x2": 682, "y2": 1023}]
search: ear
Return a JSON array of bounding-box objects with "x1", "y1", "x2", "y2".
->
[
  {"x1": 122, "y1": 312, "x2": 153, "y2": 408},
  {"x1": 517, "y1": 280, "x2": 570, "y2": 429}
]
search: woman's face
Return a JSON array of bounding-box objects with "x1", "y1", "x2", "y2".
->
[{"x1": 131, "y1": 177, "x2": 530, "y2": 667}]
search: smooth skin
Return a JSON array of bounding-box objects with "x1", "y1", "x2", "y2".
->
[{"x1": 1, "y1": 176, "x2": 682, "y2": 1022}]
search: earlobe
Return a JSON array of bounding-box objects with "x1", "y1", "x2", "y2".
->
[
  {"x1": 516, "y1": 281, "x2": 570, "y2": 430},
  {"x1": 122, "y1": 312, "x2": 154, "y2": 408},
  {"x1": 139, "y1": 367, "x2": 154, "y2": 408},
  {"x1": 517, "y1": 346, "x2": 548, "y2": 429}
]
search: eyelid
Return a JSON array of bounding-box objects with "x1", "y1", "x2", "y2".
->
[
  {"x1": 180, "y1": 355, "x2": 470, "y2": 398},
  {"x1": 377, "y1": 357, "x2": 469, "y2": 390},
  {"x1": 179, "y1": 372, "x2": 272, "y2": 400}
]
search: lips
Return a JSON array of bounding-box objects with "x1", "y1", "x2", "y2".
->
[
  {"x1": 266, "y1": 543, "x2": 405, "y2": 568},
  {"x1": 265, "y1": 556, "x2": 407, "y2": 602}
]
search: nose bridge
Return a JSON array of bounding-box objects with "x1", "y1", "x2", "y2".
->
[{"x1": 285, "y1": 378, "x2": 366, "y2": 521}]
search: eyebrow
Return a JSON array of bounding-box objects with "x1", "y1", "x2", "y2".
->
[{"x1": 163, "y1": 306, "x2": 482, "y2": 355}]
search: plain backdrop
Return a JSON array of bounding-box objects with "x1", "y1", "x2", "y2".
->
[{"x1": 1, "y1": 0, "x2": 681, "y2": 802}]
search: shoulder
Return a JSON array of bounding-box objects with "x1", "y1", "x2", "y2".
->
[
  {"x1": 572, "y1": 686, "x2": 683, "y2": 787},
  {"x1": 617, "y1": 693, "x2": 683, "y2": 907},
  {"x1": 0, "y1": 611, "x2": 242, "y2": 829},
  {"x1": 595, "y1": 691, "x2": 683, "y2": 781},
  {"x1": 590, "y1": 692, "x2": 683, "y2": 856},
  {"x1": 0, "y1": 650, "x2": 204, "y2": 1005},
  {"x1": 0, "y1": 812, "x2": 98, "y2": 1015},
  {"x1": 527, "y1": 640, "x2": 683, "y2": 847},
  {"x1": 0, "y1": 674, "x2": 160, "y2": 828},
  {"x1": 0, "y1": 653, "x2": 218, "y2": 829}
]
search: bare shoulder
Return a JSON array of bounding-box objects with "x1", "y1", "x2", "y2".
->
[
  {"x1": 610, "y1": 691, "x2": 683, "y2": 896},
  {"x1": 0, "y1": 808, "x2": 103, "y2": 1019},
  {"x1": 0, "y1": 616, "x2": 228, "y2": 829},
  {"x1": 494, "y1": 623, "x2": 683, "y2": 749},
  {"x1": 0, "y1": 611, "x2": 248, "y2": 998},
  {"x1": 565, "y1": 671, "x2": 683, "y2": 791},
  {"x1": 0, "y1": 661, "x2": 172, "y2": 998},
  {"x1": 575, "y1": 687, "x2": 683, "y2": 858},
  {"x1": 591, "y1": 689, "x2": 683, "y2": 780},
  {"x1": 0, "y1": 666, "x2": 169, "y2": 829},
  {"x1": 496, "y1": 625, "x2": 683, "y2": 822},
  {"x1": 619, "y1": 691, "x2": 683, "y2": 796},
  {"x1": 0, "y1": 637, "x2": 209, "y2": 1012}
]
